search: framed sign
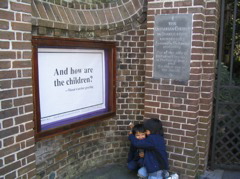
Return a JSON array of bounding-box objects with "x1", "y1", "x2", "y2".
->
[{"x1": 32, "y1": 36, "x2": 116, "y2": 140}]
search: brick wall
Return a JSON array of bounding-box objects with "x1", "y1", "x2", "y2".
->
[
  {"x1": 0, "y1": 0, "x2": 220, "y2": 178},
  {"x1": 0, "y1": 0, "x2": 36, "y2": 178},
  {"x1": 145, "y1": 0, "x2": 219, "y2": 178},
  {"x1": 31, "y1": 0, "x2": 147, "y2": 178},
  {"x1": 198, "y1": 0, "x2": 220, "y2": 172},
  {"x1": 34, "y1": 25, "x2": 147, "y2": 178}
]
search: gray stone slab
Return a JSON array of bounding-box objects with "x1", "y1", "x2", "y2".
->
[{"x1": 153, "y1": 14, "x2": 192, "y2": 82}]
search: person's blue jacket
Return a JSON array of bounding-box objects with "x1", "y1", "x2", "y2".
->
[{"x1": 128, "y1": 134, "x2": 169, "y2": 173}]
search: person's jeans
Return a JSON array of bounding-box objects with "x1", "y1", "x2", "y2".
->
[
  {"x1": 148, "y1": 170, "x2": 164, "y2": 179},
  {"x1": 138, "y1": 167, "x2": 148, "y2": 178},
  {"x1": 138, "y1": 167, "x2": 169, "y2": 179}
]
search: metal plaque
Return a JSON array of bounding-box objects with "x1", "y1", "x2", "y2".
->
[{"x1": 153, "y1": 14, "x2": 193, "y2": 81}]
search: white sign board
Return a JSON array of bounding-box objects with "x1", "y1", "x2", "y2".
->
[{"x1": 38, "y1": 48, "x2": 106, "y2": 128}]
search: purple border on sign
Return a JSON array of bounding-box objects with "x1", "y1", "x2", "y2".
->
[{"x1": 41, "y1": 49, "x2": 109, "y2": 131}]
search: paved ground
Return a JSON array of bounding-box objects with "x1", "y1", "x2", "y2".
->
[
  {"x1": 200, "y1": 169, "x2": 240, "y2": 179},
  {"x1": 74, "y1": 164, "x2": 138, "y2": 179},
  {"x1": 74, "y1": 164, "x2": 240, "y2": 179}
]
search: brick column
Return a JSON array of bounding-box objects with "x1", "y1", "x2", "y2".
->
[
  {"x1": 198, "y1": 0, "x2": 220, "y2": 172},
  {"x1": 145, "y1": 0, "x2": 219, "y2": 178},
  {"x1": 0, "y1": 0, "x2": 36, "y2": 178}
]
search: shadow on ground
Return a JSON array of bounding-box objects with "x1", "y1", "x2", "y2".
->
[
  {"x1": 74, "y1": 164, "x2": 138, "y2": 179},
  {"x1": 200, "y1": 169, "x2": 240, "y2": 179}
]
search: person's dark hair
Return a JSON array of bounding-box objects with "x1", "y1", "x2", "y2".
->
[
  {"x1": 132, "y1": 124, "x2": 145, "y2": 135},
  {"x1": 144, "y1": 118, "x2": 164, "y2": 136}
]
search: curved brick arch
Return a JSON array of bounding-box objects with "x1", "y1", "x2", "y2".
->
[
  {"x1": 32, "y1": 0, "x2": 147, "y2": 37},
  {"x1": 41, "y1": 0, "x2": 131, "y2": 10}
]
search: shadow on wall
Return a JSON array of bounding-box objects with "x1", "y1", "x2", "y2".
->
[{"x1": 35, "y1": 122, "x2": 130, "y2": 178}]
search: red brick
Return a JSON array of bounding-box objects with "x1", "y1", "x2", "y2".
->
[
  {"x1": 0, "y1": 108, "x2": 18, "y2": 119},
  {"x1": 0, "y1": 80, "x2": 11, "y2": 89},
  {"x1": 0, "y1": 10, "x2": 14, "y2": 20},
  {"x1": 4, "y1": 154, "x2": 15, "y2": 165},
  {"x1": 17, "y1": 146, "x2": 35, "y2": 159},
  {"x1": 161, "y1": 103, "x2": 169, "y2": 109},
  {"x1": 0, "y1": 70, "x2": 16, "y2": 79},
  {"x1": 2, "y1": 118, "x2": 13, "y2": 128},
  {"x1": 13, "y1": 96, "x2": 32, "y2": 107},
  {"x1": 0, "y1": 0, "x2": 8, "y2": 9},
  {"x1": 161, "y1": 8, "x2": 178, "y2": 14},
  {"x1": 15, "y1": 113, "x2": 33, "y2": 125},
  {"x1": 168, "y1": 140, "x2": 184, "y2": 148},
  {"x1": 0, "y1": 161, "x2": 21, "y2": 175},
  {"x1": 145, "y1": 101, "x2": 159, "y2": 107},
  {"x1": 22, "y1": 14, "x2": 31, "y2": 23},
  {"x1": 175, "y1": 1, "x2": 192, "y2": 7},
  {"x1": 11, "y1": 22, "x2": 31, "y2": 32},
  {"x1": 26, "y1": 138, "x2": 35, "y2": 147},
  {"x1": 0, "y1": 20, "x2": 9, "y2": 30},
  {"x1": 12, "y1": 60, "x2": 31, "y2": 68},
  {"x1": 170, "y1": 92, "x2": 187, "y2": 98},
  {"x1": 22, "y1": 51, "x2": 32, "y2": 59},
  {"x1": 182, "y1": 124, "x2": 197, "y2": 131},
  {"x1": 12, "y1": 42, "x2": 31, "y2": 50},
  {"x1": 183, "y1": 112, "x2": 198, "y2": 118},
  {"x1": 181, "y1": 137, "x2": 196, "y2": 144},
  {"x1": 18, "y1": 162, "x2": 36, "y2": 176},
  {"x1": 157, "y1": 96, "x2": 173, "y2": 103},
  {"x1": 170, "y1": 104, "x2": 186, "y2": 110},
  {"x1": 0, "y1": 31, "x2": 15, "y2": 40},
  {"x1": 200, "y1": 105, "x2": 210, "y2": 110},
  {"x1": 55, "y1": 151, "x2": 67, "y2": 162},
  {"x1": 170, "y1": 116, "x2": 186, "y2": 123},
  {"x1": 169, "y1": 128, "x2": 185, "y2": 135},
  {"x1": 171, "y1": 153, "x2": 187, "y2": 162},
  {"x1": 11, "y1": 2, "x2": 31, "y2": 13},
  {"x1": 27, "y1": 169, "x2": 36, "y2": 178},
  {"x1": 161, "y1": 91, "x2": 170, "y2": 96},
  {"x1": 23, "y1": 87, "x2": 32, "y2": 96},
  {"x1": 179, "y1": 8, "x2": 187, "y2": 13},
  {"x1": 0, "y1": 126, "x2": 19, "y2": 139},
  {"x1": 3, "y1": 137, "x2": 14, "y2": 147},
  {"x1": 0, "y1": 144, "x2": 20, "y2": 158},
  {"x1": 57, "y1": 6, "x2": 69, "y2": 23},
  {"x1": 22, "y1": 69, "x2": 32, "y2": 77},
  {"x1": 23, "y1": 33, "x2": 32, "y2": 40},
  {"x1": 35, "y1": 0, "x2": 48, "y2": 19},
  {"x1": 27, "y1": 154, "x2": 36, "y2": 163},
  {"x1": 13, "y1": 78, "x2": 32, "y2": 87},
  {"x1": 0, "y1": 89, "x2": 17, "y2": 100},
  {"x1": 185, "y1": 87, "x2": 200, "y2": 93},
  {"x1": 159, "y1": 85, "x2": 174, "y2": 90}
]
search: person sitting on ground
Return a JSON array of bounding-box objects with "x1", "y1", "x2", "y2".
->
[
  {"x1": 127, "y1": 123, "x2": 146, "y2": 171},
  {"x1": 129, "y1": 118, "x2": 169, "y2": 179}
]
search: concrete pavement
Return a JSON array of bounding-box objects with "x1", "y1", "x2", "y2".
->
[
  {"x1": 73, "y1": 164, "x2": 138, "y2": 179},
  {"x1": 74, "y1": 164, "x2": 240, "y2": 179}
]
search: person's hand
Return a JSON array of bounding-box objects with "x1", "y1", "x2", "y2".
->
[
  {"x1": 139, "y1": 152, "x2": 144, "y2": 158},
  {"x1": 129, "y1": 122, "x2": 134, "y2": 129}
]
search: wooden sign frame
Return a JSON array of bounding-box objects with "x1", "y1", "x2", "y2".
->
[{"x1": 32, "y1": 36, "x2": 116, "y2": 141}]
